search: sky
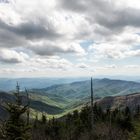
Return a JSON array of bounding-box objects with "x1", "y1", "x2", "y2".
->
[{"x1": 0, "y1": 0, "x2": 140, "y2": 77}]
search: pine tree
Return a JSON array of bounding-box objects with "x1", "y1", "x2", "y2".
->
[
  {"x1": 45, "y1": 117, "x2": 60, "y2": 140},
  {"x1": 33, "y1": 111, "x2": 39, "y2": 128},
  {"x1": 135, "y1": 105, "x2": 140, "y2": 117},
  {"x1": 41, "y1": 112, "x2": 47, "y2": 124},
  {"x1": 1, "y1": 83, "x2": 31, "y2": 140}
]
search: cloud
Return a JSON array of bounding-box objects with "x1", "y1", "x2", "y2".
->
[
  {"x1": 77, "y1": 63, "x2": 88, "y2": 69},
  {"x1": 95, "y1": 8, "x2": 140, "y2": 32},
  {"x1": 0, "y1": 17, "x2": 86, "y2": 57},
  {"x1": 0, "y1": 0, "x2": 10, "y2": 4},
  {"x1": 10, "y1": 21, "x2": 61, "y2": 40},
  {"x1": 29, "y1": 41, "x2": 86, "y2": 56},
  {"x1": 89, "y1": 42, "x2": 139, "y2": 59},
  {"x1": 59, "y1": 0, "x2": 140, "y2": 35},
  {"x1": 0, "y1": 28, "x2": 27, "y2": 48},
  {"x1": 15, "y1": 55, "x2": 73, "y2": 71},
  {"x1": 90, "y1": 45, "x2": 140, "y2": 60},
  {"x1": 88, "y1": 32, "x2": 140, "y2": 60},
  {"x1": 0, "y1": 18, "x2": 61, "y2": 41},
  {"x1": 59, "y1": 0, "x2": 87, "y2": 12},
  {"x1": 0, "y1": 49, "x2": 29, "y2": 63},
  {"x1": 0, "y1": 0, "x2": 140, "y2": 76},
  {"x1": 89, "y1": 43, "x2": 127, "y2": 59},
  {"x1": 125, "y1": 65, "x2": 140, "y2": 68},
  {"x1": 105, "y1": 65, "x2": 117, "y2": 69}
]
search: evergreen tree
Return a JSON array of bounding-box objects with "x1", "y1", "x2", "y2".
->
[
  {"x1": 79, "y1": 105, "x2": 91, "y2": 130},
  {"x1": 117, "y1": 106, "x2": 133, "y2": 132},
  {"x1": 41, "y1": 112, "x2": 47, "y2": 124},
  {"x1": 45, "y1": 117, "x2": 60, "y2": 140},
  {"x1": 135, "y1": 105, "x2": 140, "y2": 117},
  {"x1": 1, "y1": 83, "x2": 31, "y2": 140},
  {"x1": 33, "y1": 111, "x2": 39, "y2": 128}
]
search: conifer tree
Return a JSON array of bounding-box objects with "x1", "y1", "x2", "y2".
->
[
  {"x1": 41, "y1": 112, "x2": 47, "y2": 124},
  {"x1": 1, "y1": 83, "x2": 31, "y2": 140},
  {"x1": 135, "y1": 105, "x2": 140, "y2": 117},
  {"x1": 33, "y1": 111, "x2": 39, "y2": 128}
]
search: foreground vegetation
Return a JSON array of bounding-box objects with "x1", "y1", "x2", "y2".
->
[
  {"x1": 0, "y1": 84, "x2": 140, "y2": 140},
  {"x1": 31, "y1": 104, "x2": 140, "y2": 140}
]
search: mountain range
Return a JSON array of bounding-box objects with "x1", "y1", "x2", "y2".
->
[
  {"x1": 0, "y1": 78, "x2": 140, "y2": 119},
  {"x1": 0, "y1": 77, "x2": 89, "y2": 91},
  {"x1": 32, "y1": 78, "x2": 140, "y2": 100}
]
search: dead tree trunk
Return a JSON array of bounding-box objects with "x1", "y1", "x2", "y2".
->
[
  {"x1": 25, "y1": 88, "x2": 30, "y2": 125},
  {"x1": 91, "y1": 77, "x2": 94, "y2": 130}
]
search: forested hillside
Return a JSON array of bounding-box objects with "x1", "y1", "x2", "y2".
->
[
  {"x1": 0, "y1": 79, "x2": 140, "y2": 140},
  {"x1": 1, "y1": 87, "x2": 140, "y2": 140}
]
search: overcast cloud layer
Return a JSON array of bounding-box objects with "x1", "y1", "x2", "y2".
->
[{"x1": 0, "y1": 0, "x2": 140, "y2": 77}]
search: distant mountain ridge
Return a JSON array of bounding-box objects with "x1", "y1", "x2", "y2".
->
[
  {"x1": 32, "y1": 78, "x2": 140, "y2": 100},
  {"x1": 1, "y1": 78, "x2": 140, "y2": 119},
  {"x1": 0, "y1": 77, "x2": 89, "y2": 91}
]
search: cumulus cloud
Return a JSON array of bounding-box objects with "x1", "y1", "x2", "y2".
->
[
  {"x1": 0, "y1": 49, "x2": 29, "y2": 63},
  {"x1": 0, "y1": 17, "x2": 61, "y2": 42},
  {"x1": 20, "y1": 55, "x2": 74, "y2": 70},
  {"x1": 0, "y1": 0, "x2": 140, "y2": 76},
  {"x1": 89, "y1": 43, "x2": 127, "y2": 59},
  {"x1": 88, "y1": 32, "x2": 140, "y2": 60},
  {"x1": 89, "y1": 42, "x2": 140, "y2": 59},
  {"x1": 29, "y1": 41, "x2": 86, "y2": 56},
  {"x1": 59, "y1": 0, "x2": 140, "y2": 33}
]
